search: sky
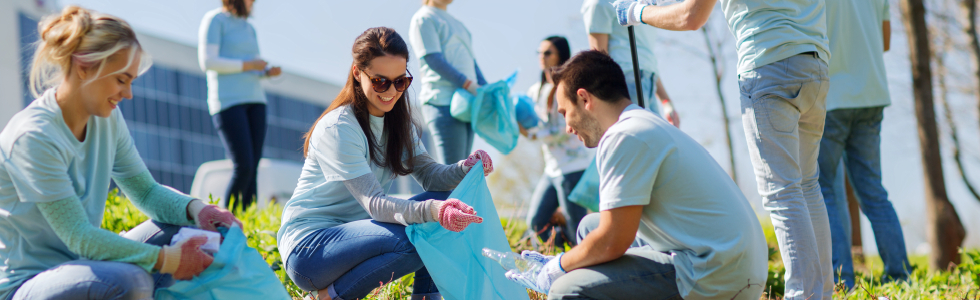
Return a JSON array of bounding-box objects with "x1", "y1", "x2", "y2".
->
[{"x1": 59, "y1": 0, "x2": 980, "y2": 254}]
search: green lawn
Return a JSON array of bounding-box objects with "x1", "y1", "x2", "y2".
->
[{"x1": 101, "y1": 191, "x2": 979, "y2": 299}]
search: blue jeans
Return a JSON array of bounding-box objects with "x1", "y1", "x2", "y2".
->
[
  {"x1": 739, "y1": 52, "x2": 833, "y2": 300},
  {"x1": 526, "y1": 171, "x2": 588, "y2": 247},
  {"x1": 12, "y1": 221, "x2": 183, "y2": 300},
  {"x1": 213, "y1": 103, "x2": 267, "y2": 209},
  {"x1": 818, "y1": 107, "x2": 910, "y2": 289},
  {"x1": 624, "y1": 69, "x2": 661, "y2": 116},
  {"x1": 423, "y1": 104, "x2": 474, "y2": 164},
  {"x1": 547, "y1": 213, "x2": 678, "y2": 300},
  {"x1": 284, "y1": 191, "x2": 451, "y2": 300}
]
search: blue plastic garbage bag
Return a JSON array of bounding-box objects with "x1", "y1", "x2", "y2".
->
[
  {"x1": 567, "y1": 158, "x2": 600, "y2": 212},
  {"x1": 406, "y1": 162, "x2": 531, "y2": 300},
  {"x1": 513, "y1": 94, "x2": 539, "y2": 129},
  {"x1": 450, "y1": 70, "x2": 518, "y2": 123},
  {"x1": 155, "y1": 225, "x2": 290, "y2": 300}
]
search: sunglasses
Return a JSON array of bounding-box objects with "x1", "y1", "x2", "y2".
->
[
  {"x1": 538, "y1": 50, "x2": 554, "y2": 57},
  {"x1": 363, "y1": 70, "x2": 413, "y2": 93}
]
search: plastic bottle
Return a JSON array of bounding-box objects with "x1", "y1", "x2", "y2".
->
[{"x1": 482, "y1": 248, "x2": 543, "y2": 273}]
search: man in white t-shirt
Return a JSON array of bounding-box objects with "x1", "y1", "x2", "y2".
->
[{"x1": 506, "y1": 50, "x2": 768, "y2": 299}]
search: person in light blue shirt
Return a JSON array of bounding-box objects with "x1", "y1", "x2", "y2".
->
[
  {"x1": 819, "y1": 0, "x2": 909, "y2": 290},
  {"x1": 1, "y1": 6, "x2": 242, "y2": 300},
  {"x1": 581, "y1": 0, "x2": 679, "y2": 126},
  {"x1": 198, "y1": 0, "x2": 282, "y2": 209},
  {"x1": 616, "y1": 0, "x2": 833, "y2": 297},
  {"x1": 277, "y1": 27, "x2": 491, "y2": 300},
  {"x1": 507, "y1": 51, "x2": 767, "y2": 300},
  {"x1": 409, "y1": 0, "x2": 488, "y2": 165}
]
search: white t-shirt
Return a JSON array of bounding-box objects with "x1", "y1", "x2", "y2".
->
[
  {"x1": 527, "y1": 82, "x2": 594, "y2": 178},
  {"x1": 409, "y1": 6, "x2": 477, "y2": 106},
  {"x1": 277, "y1": 105, "x2": 426, "y2": 263},
  {"x1": 597, "y1": 105, "x2": 768, "y2": 299}
]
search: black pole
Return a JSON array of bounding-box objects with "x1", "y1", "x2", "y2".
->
[{"x1": 627, "y1": 25, "x2": 645, "y2": 108}]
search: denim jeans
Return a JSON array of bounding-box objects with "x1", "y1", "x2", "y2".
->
[
  {"x1": 422, "y1": 104, "x2": 474, "y2": 164},
  {"x1": 624, "y1": 69, "x2": 661, "y2": 116},
  {"x1": 213, "y1": 103, "x2": 267, "y2": 209},
  {"x1": 818, "y1": 107, "x2": 910, "y2": 289},
  {"x1": 547, "y1": 213, "x2": 677, "y2": 300},
  {"x1": 739, "y1": 52, "x2": 833, "y2": 300},
  {"x1": 284, "y1": 191, "x2": 451, "y2": 300},
  {"x1": 526, "y1": 171, "x2": 588, "y2": 247},
  {"x1": 11, "y1": 220, "x2": 182, "y2": 300}
]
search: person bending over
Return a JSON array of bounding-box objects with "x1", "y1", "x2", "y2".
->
[
  {"x1": 508, "y1": 50, "x2": 767, "y2": 300},
  {"x1": 277, "y1": 27, "x2": 491, "y2": 300}
]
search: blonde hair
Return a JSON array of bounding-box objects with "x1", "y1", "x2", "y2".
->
[{"x1": 28, "y1": 5, "x2": 151, "y2": 97}]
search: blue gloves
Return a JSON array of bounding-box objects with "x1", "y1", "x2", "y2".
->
[
  {"x1": 505, "y1": 251, "x2": 566, "y2": 294},
  {"x1": 614, "y1": 0, "x2": 650, "y2": 26}
]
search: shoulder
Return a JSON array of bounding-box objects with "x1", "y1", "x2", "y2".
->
[
  {"x1": 315, "y1": 106, "x2": 364, "y2": 140},
  {"x1": 0, "y1": 109, "x2": 63, "y2": 158},
  {"x1": 411, "y1": 7, "x2": 439, "y2": 24},
  {"x1": 202, "y1": 8, "x2": 226, "y2": 23},
  {"x1": 527, "y1": 82, "x2": 543, "y2": 96}
]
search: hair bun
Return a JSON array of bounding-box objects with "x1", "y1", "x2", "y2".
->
[{"x1": 40, "y1": 6, "x2": 93, "y2": 55}]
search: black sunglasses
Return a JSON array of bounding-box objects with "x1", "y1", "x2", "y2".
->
[
  {"x1": 538, "y1": 50, "x2": 554, "y2": 57},
  {"x1": 364, "y1": 70, "x2": 413, "y2": 93}
]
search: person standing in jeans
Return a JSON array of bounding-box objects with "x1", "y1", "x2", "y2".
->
[
  {"x1": 581, "y1": 0, "x2": 679, "y2": 126},
  {"x1": 198, "y1": 0, "x2": 282, "y2": 209},
  {"x1": 820, "y1": 0, "x2": 910, "y2": 290},
  {"x1": 616, "y1": 0, "x2": 833, "y2": 298},
  {"x1": 522, "y1": 36, "x2": 592, "y2": 247},
  {"x1": 409, "y1": 0, "x2": 488, "y2": 164}
]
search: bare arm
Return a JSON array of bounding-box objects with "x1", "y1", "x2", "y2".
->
[
  {"x1": 654, "y1": 77, "x2": 670, "y2": 102},
  {"x1": 640, "y1": 0, "x2": 718, "y2": 31},
  {"x1": 883, "y1": 21, "x2": 891, "y2": 52},
  {"x1": 560, "y1": 206, "x2": 644, "y2": 271},
  {"x1": 588, "y1": 33, "x2": 610, "y2": 53}
]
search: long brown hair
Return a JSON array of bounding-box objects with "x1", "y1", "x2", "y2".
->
[{"x1": 303, "y1": 27, "x2": 421, "y2": 176}]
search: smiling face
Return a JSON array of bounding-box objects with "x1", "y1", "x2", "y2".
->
[
  {"x1": 555, "y1": 81, "x2": 603, "y2": 148},
  {"x1": 354, "y1": 54, "x2": 408, "y2": 117},
  {"x1": 74, "y1": 49, "x2": 141, "y2": 118},
  {"x1": 538, "y1": 41, "x2": 560, "y2": 71}
]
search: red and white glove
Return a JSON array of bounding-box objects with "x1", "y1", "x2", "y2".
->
[
  {"x1": 435, "y1": 199, "x2": 483, "y2": 232},
  {"x1": 188, "y1": 200, "x2": 243, "y2": 232},
  {"x1": 462, "y1": 149, "x2": 494, "y2": 176},
  {"x1": 158, "y1": 236, "x2": 214, "y2": 280},
  {"x1": 663, "y1": 99, "x2": 679, "y2": 128}
]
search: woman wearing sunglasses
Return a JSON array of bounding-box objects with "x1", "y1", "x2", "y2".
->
[
  {"x1": 277, "y1": 27, "x2": 493, "y2": 300},
  {"x1": 521, "y1": 36, "x2": 593, "y2": 248},
  {"x1": 198, "y1": 0, "x2": 281, "y2": 209},
  {"x1": 409, "y1": 0, "x2": 488, "y2": 165}
]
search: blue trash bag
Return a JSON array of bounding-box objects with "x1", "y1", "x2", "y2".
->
[
  {"x1": 406, "y1": 161, "x2": 531, "y2": 300},
  {"x1": 155, "y1": 225, "x2": 291, "y2": 300},
  {"x1": 513, "y1": 94, "x2": 539, "y2": 129},
  {"x1": 450, "y1": 70, "x2": 520, "y2": 124},
  {"x1": 567, "y1": 158, "x2": 600, "y2": 212}
]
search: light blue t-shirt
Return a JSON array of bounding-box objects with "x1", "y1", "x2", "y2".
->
[
  {"x1": 721, "y1": 0, "x2": 831, "y2": 74},
  {"x1": 825, "y1": 0, "x2": 890, "y2": 110},
  {"x1": 277, "y1": 106, "x2": 426, "y2": 263},
  {"x1": 409, "y1": 6, "x2": 478, "y2": 106},
  {"x1": 200, "y1": 8, "x2": 267, "y2": 115},
  {"x1": 597, "y1": 105, "x2": 768, "y2": 299},
  {"x1": 581, "y1": 0, "x2": 659, "y2": 75},
  {"x1": 0, "y1": 89, "x2": 148, "y2": 298}
]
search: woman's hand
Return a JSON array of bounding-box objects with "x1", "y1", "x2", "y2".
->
[
  {"x1": 243, "y1": 59, "x2": 268, "y2": 71},
  {"x1": 157, "y1": 236, "x2": 214, "y2": 280},
  {"x1": 462, "y1": 149, "x2": 494, "y2": 176},
  {"x1": 662, "y1": 99, "x2": 679, "y2": 128},
  {"x1": 436, "y1": 199, "x2": 483, "y2": 232},
  {"x1": 188, "y1": 200, "x2": 243, "y2": 232},
  {"x1": 265, "y1": 66, "x2": 282, "y2": 77}
]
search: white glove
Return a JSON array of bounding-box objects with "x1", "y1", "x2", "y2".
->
[
  {"x1": 614, "y1": 0, "x2": 649, "y2": 26},
  {"x1": 465, "y1": 80, "x2": 480, "y2": 95},
  {"x1": 505, "y1": 252, "x2": 566, "y2": 293}
]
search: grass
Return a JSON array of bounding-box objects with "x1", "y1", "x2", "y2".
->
[{"x1": 101, "y1": 190, "x2": 979, "y2": 299}]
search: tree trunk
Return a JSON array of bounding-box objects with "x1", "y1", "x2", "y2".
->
[
  {"x1": 900, "y1": 0, "x2": 966, "y2": 270},
  {"x1": 700, "y1": 26, "x2": 738, "y2": 184},
  {"x1": 963, "y1": 0, "x2": 980, "y2": 142}
]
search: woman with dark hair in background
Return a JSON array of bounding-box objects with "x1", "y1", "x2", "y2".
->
[
  {"x1": 276, "y1": 27, "x2": 493, "y2": 300},
  {"x1": 198, "y1": 0, "x2": 281, "y2": 209},
  {"x1": 521, "y1": 36, "x2": 593, "y2": 247}
]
